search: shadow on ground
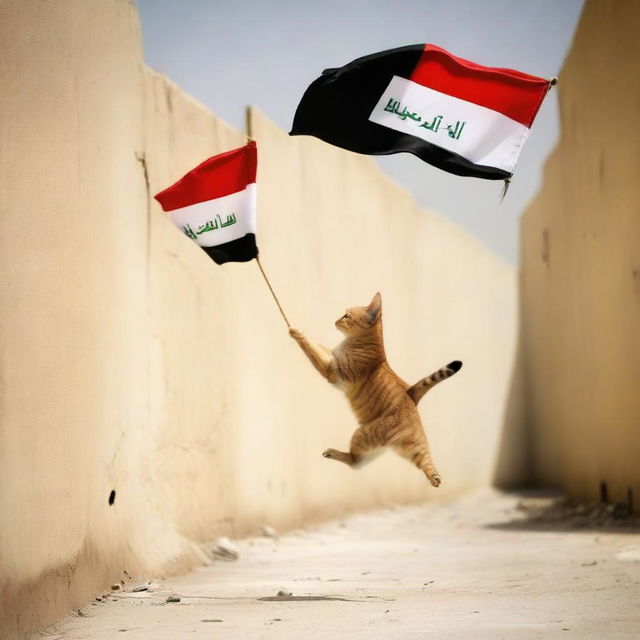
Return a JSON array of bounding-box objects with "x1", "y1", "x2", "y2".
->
[{"x1": 485, "y1": 489, "x2": 640, "y2": 534}]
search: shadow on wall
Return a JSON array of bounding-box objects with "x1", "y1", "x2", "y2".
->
[
  {"x1": 502, "y1": 0, "x2": 640, "y2": 514},
  {"x1": 491, "y1": 299, "x2": 531, "y2": 490}
]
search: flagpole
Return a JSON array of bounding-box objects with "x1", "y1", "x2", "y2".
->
[
  {"x1": 245, "y1": 106, "x2": 290, "y2": 329},
  {"x1": 245, "y1": 105, "x2": 254, "y2": 144},
  {"x1": 255, "y1": 256, "x2": 291, "y2": 328}
]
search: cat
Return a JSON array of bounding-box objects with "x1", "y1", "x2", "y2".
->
[{"x1": 288, "y1": 292, "x2": 461, "y2": 487}]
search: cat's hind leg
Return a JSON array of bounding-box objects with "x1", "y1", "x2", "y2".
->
[
  {"x1": 393, "y1": 436, "x2": 441, "y2": 487},
  {"x1": 322, "y1": 448, "x2": 357, "y2": 465},
  {"x1": 323, "y1": 428, "x2": 382, "y2": 467}
]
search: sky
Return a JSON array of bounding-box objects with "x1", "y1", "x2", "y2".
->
[{"x1": 135, "y1": 0, "x2": 585, "y2": 264}]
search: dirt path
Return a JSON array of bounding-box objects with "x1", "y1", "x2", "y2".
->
[{"x1": 37, "y1": 490, "x2": 640, "y2": 639}]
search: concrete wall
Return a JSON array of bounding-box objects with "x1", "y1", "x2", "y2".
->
[
  {"x1": 0, "y1": 2, "x2": 205, "y2": 636},
  {"x1": 0, "y1": 1, "x2": 520, "y2": 636},
  {"x1": 520, "y1": 0, "x2": 640, "y2": 512}
]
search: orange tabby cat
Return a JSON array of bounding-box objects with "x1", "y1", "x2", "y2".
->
[{"x1": 289, "y1": 292, "x2": 461, "y2": 487}]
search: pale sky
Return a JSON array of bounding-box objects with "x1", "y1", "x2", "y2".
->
[{"x1": 135, "y1": 0, "x2": 585, "y2": 263}]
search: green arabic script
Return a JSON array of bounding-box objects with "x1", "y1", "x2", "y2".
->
[
  {"x1": 181, "y1": 212, "x2": 237, "y2": 240},
  {"x1": 383, "y1": 97, "x2": 466, "y2": 141}
]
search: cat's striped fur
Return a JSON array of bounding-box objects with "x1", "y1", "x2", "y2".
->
[
  {"x1": 289, "y1": 292, "x2": 462, "y2": 487},
  {"x1": 407, "y1": 360, "x2": 462, "y2": 405}
]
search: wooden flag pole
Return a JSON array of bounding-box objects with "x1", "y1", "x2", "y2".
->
[
  {"x1": 255, "y1": 256, "x2": 291, "y2": 328},
  {"x1": 246, "y1": 106, "x2": 290, "y2": 328}
]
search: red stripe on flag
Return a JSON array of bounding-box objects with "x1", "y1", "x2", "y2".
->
[
  {"x1": 154, "y1": 141, "x2": 257, "y2": 212},
  {"x1": 409, "y1": 44, "x2": 550, "y2": 127}
]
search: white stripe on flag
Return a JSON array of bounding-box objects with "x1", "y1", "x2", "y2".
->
[
  {"x1": 167, "y1": 183, "x2": 256, "y2": 247},
  {"x1": 369, "y1": 76, "x2": 529, "y2": 173}
]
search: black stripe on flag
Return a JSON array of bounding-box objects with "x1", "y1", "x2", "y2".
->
[
  {"x1": 203, "y1": 233, "x2": 258, "y2": 265},
  {"x1": 290, "y1": 45, "x2": 510, "y2": 181}
]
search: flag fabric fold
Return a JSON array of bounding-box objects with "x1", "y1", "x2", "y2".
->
[
  {"x1": 290, "y1": 44, "x2": 552, "y2": 180},
  {"x1": 154, "y1": 141, "x2": 258, "y2": 264}
]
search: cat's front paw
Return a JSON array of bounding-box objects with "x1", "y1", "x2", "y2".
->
[
  {"x1": 288, "y1": 327, "x2": 303, "y2": 341},
  {"x1": 428, "y1": 472, "x2": 442, "y2": 488},
  {"x1": 322, "y1": 448, "x2": 334, "y2": 458}
]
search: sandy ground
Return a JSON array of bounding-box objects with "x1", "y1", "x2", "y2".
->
[{"x1": 37, "y1": 490, "x2": 640, "y2": 640}]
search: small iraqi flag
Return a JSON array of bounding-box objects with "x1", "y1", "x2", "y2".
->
[
  {"x1": 154, "y1": 141, "x2": 258, "y2": 264},
  {"x1": 290, "y1": 44, "x2": 554, "y2": 181}
]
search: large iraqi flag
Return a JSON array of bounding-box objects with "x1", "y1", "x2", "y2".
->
[
  {"x1": 154, "y1": 141, "x2": 258, "y2": 264},
  {"x1": 290, "y1": 44, "x2": 553, "y2": 181}
]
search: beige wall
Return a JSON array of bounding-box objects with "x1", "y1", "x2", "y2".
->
[
  {"x1": 520, "y1": 0, "x2": 640, "y2": 512},
  {"x1": 0, "y1": 1, "x2": 520, "y2": 636},
  {"x1": 0, "y1": 2, "x2": 207, "y2": 636}
]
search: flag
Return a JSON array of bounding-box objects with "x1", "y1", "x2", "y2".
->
[
  {"x1": 290, "y1": 44, "x2": 553, "y2": 181},
  {"x1": 154, "y1": 141, "x2": 258, "y2": 264}
]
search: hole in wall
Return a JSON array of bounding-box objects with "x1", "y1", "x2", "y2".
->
[
  {"x1": 599, "y1": 482, "x2": 608, "y2": 503},
  {"x1": 632, "y1": 268, "x2": 640, "y2": 298},
  {"x1": 541, "y1": 228, "x2": 550, "y2": 268},
  {"x1": 108, "y1": 490, "x2": 116, "y2": 506}
]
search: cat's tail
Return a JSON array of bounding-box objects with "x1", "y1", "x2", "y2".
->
[{"x1": 407, "y1": 360, "x2": 462, "y2": 405}]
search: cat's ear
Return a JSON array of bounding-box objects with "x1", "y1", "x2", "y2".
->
[{"x1": 366, "y1": 292, "x2": 382, "y2": 325}]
